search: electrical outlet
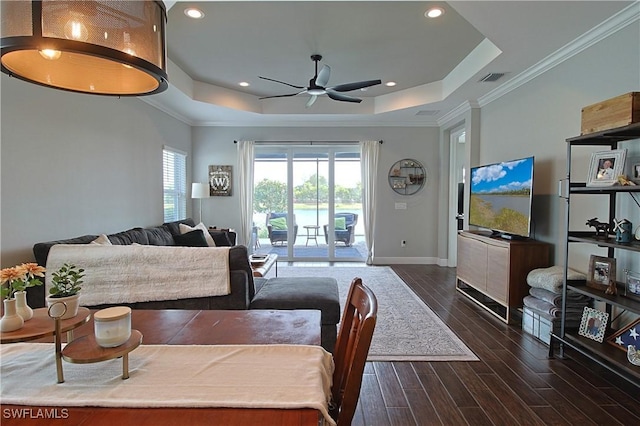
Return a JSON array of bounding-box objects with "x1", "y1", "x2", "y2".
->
[{"x1": 401, "y1": 240, "x2": 406, "y2": 247}]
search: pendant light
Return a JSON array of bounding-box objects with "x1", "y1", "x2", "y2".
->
[{"x1": 1, "y1": 1, "x2": 168, "y2": 96}]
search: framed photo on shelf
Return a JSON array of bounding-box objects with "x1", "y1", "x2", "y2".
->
[
  {"x1": 586, "y1": 149, "x2": 626, "y2": 187},
  {"x1": 578, "y1": 307, "x2": 609, "y2": 343},
  {"x1": 587, "y1": 255, "x2": 616, "y2": 291},
  {"x1": 624, "y1": 269, "x2": 640, "y2": 302},
  {"x1": 606, "y1": 317, "x2": 640, "y2": 353},
  {"x1": 632, "y1": 162, "x2": 640, "y2": 184}
]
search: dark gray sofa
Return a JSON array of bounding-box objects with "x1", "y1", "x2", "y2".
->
[
  {"x1": 31, "y1": 218, "x2": 340, "y2": 352},
  {"x1": 30, "y1": 219, "x2": 249, "y2": 310}
]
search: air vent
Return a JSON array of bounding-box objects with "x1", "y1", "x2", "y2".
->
[
  {"x1": 415, "y1": 110, "x2": 440, "y2": 116},
  {"x1": 479, "y1": 73, "x2": 505, "y2": 82}
]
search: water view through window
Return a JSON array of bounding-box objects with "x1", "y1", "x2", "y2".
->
[{"x1": 253, "y1": 146, "x2": 365, "y2": 261}]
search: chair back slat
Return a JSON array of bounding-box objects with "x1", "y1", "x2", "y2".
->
[{"x1": 331, "y1": 278, "x2": 377, "y2": 425}]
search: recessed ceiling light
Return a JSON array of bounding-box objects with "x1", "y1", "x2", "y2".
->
[
  {"x1": 385, "y1": 81, "x2": 397, "y2": 87},
  {"x1": 185, "y1": 8, "x2": 205, "y2": 19},
  {"x1": 425, "y1": 7, "x2": 445, "y2": 19},
  {"x1": 239, "y1": 82, "x2": 250, "y2": 87}
]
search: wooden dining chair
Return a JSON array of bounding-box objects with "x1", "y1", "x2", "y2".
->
[{"x1": 330, "y1": 277, "x2": 377, "y2": 425}]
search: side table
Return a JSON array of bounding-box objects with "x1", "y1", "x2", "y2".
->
[{"x1": 304, "y1": 225, "x2": 320, "y2": 246}]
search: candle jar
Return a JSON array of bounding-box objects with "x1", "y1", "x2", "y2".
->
[{"x1": 94, "y1": 306, "x2": 131, "y2": 348}]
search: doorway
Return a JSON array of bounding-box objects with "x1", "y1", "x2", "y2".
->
[
  {"x1": 252, "y1": 144, "x2": 365, "y2": 262},
  {"x1": 448, "y1": 128, "x2": 466, "y2": 267}
]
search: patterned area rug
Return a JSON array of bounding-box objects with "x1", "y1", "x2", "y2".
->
[{"x1": 277, "y1": 266, "x2": 478, "y2": 361}]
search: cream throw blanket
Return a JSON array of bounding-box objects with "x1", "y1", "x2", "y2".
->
[
  {"x1": 1, "y1": 343, "x2": 336, "y2": 425},
  {"x1": 45, "y1": 244, "x2": 231, "y2": 306}
]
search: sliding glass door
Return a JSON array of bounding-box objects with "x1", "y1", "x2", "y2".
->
[{"x1": 253, "y1": 144, "x2": 364, "y2": 262}]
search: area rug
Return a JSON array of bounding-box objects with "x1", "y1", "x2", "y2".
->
[{"x1": 277, "y1": 266, "x2": 478, "y2": 361}]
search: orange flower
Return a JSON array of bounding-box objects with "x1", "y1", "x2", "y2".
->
[
  {"x1": 18, "y1": 263, "x2": 46, "y2": 279},
  {"x1": 0, "y1": 267, "x2": 25, "y2": 285}
]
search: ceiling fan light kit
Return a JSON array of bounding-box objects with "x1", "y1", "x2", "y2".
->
[
  {"x1": 259, "y1": 54, "x2": 381, "y2": 107},
  {"x1": 0, "y1": 0, "x2": 168, "y2": 96}
]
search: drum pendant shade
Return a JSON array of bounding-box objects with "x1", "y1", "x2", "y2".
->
[{"x1": 1, "y1": 0, "x2": 168, "y2": 96}]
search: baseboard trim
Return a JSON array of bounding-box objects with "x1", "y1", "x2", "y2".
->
[{"x1": 373, "y1": 257, "x2": 439, "y2": 265}]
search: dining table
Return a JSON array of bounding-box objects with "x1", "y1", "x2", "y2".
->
[{"x1": 1, "y1": 309, "x2": 326, "y2": 426}]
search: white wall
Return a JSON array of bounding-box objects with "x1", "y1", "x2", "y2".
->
[
  {"x1": 1, "y1": 75, "x2": 192, "y2": 267},
  {"x1": 191, "y1": 126, "x2": 441, "y2": 263}
]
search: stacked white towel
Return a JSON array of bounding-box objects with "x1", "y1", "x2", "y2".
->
[{"x1": 524, "y1": 266, "x2": 590, "y2": 324}]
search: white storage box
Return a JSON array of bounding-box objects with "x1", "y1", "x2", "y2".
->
[{"x1": 522, "y1": 307, "x2": 558, "y2": 345}]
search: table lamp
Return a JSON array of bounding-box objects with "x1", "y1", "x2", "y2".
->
[{"x1": 191, "y1": 183, "x2": 210, "y2": 223}]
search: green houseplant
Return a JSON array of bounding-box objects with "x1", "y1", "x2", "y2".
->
[{"x1": 47, "y1": 263, "x2": 85, "y2": 319}]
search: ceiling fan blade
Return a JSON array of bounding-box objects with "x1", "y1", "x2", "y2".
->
[
  {"x1": 329, "y1": 79, "x2": 382, "y2": 92},
  {"x1": 315, "y1": 65, "x2": 331, "y2": 87},
  {"x1": 258, "y1": 76, "x2": 304, "y2": 90},
  {"x1": 259, "y1": 91, "x2": 304, "y2": 100},
  {"x1": 306, "y1": 95, "x2": 318, "y2": 108},
  {"x1": 327, "y1": 91, "x2": 362, "y2": 103}
]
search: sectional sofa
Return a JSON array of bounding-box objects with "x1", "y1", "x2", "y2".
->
[{"x1": 31, "y1": 218, "x2": 340, "y2": 351}]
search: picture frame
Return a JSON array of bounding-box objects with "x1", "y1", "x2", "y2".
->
[
  {"x1": 578, "y1": 306, "x2": 609, "y2": 343},
  {"x1": 209, "y1": 165, "x2": 232, "y2": 196},
  {"x1": 632, "y1": 162, "x2": 640, "y2": 184},
  {"x1": 606, "y1": 317, "x2": 640, "y2": 353},
  {"x1": 624, "y1": 269, "x2": 640, "y2": 302},
  {"x1": 586, "y1": 149, "x2": 626, "y2": 187},
  {"x1": 587, "y1": 255, "x2": 616, "y2": 291}
]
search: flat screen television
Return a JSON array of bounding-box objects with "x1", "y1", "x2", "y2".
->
[{"x1": 469, "y1": 156, "x2": 535, "y2": 239}]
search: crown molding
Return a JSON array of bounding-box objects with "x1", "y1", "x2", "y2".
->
[
  {"x1": 478, "y1": 2, "x2": 640, "y2": 108},
  {"x1": 437, "y1": 100, "x2": 480, "y2": 126}
]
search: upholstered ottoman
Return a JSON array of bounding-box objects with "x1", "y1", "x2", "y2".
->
[{"x1": 249, "y1": 277, "x2": 340, "y2": 352}]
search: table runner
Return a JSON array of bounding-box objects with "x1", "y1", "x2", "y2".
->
[{"x1": 1, "y1": 343, "x2": 335, "y2": 425}]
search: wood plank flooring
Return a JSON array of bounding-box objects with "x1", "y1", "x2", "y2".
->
[{"x1": 345, "y1": 264, "x2": 640, "y2": 426}]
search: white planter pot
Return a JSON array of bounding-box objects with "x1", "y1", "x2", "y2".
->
[
  {"x1": 15, "y1": 290, "x2": 33, "y2": 321},
  {"x1": 1, "y1": 298, "x2": 24, "y2": 332},
  {"x1": 46, "y1": 294, "x2": 80, "y2": 320}
]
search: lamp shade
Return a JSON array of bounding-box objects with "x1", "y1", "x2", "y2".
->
[
  {"x1": 191, "y1": 182, "x2": 210, "y2": 199},
  {"x1": 1, "y1": 0, "x2": 168, "y2": 96}
]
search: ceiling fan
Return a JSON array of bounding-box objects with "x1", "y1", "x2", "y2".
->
[{"x1": 259, "y1": 54, "x2": 381, "y2": 107}]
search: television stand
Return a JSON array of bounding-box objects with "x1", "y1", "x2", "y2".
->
[{"x1": 456, "y1": 231, "x2": 550, "y2": 323}]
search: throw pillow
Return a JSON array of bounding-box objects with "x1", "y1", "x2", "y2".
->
[
  {"x1": 209, "y1": 230, "x2": 232, "y2": 247},
  {"x1": 269, "y1": 217, "x2": 287, "y2": 230},
  {"x1": 335, "y1": 217, "x2": 346, "y2": 230},
  {"x1": 173, "y1": 230, "x2": 209, "y2": 247},
  {"x1": 91, "y1": 234, "x2": 112, "y2": 245},
  {"x1": 179, "y1": 222, "x2": 216, "y2": 247}
]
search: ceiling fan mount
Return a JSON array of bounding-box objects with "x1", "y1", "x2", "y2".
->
[{"x1": 259, "y1": 54, "x2": 381, "y2": 107}]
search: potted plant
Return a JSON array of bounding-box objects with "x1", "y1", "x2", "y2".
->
[
  {"x1": 47, "y1": 263, "x2": 85, "y2": 320},
  {"x1": 1, "y1": 263, "x2": 46, "y2": 331}
]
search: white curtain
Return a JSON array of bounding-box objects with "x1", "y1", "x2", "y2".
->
[
  {"x1": 360, "y1": 141, "x2": 380, "y2": 265},
  {"x1": 237, "y1": 141, "x2": 255, "y2": 248}
]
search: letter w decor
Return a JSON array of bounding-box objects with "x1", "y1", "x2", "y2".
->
[{"x1": 209, "y1": 165, "x2": 232, "y2": 196}]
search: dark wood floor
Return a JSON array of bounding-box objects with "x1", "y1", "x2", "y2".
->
[{"x1": 346, "y1": 264, "x2": 640, "y2": 426}]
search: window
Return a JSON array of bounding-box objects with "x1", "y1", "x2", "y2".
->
[{"x1": 163, "y1": 146, "x2": 187, "y2": 222}]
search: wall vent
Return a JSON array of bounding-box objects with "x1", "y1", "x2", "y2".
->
[
  {"x1": 478, "y1": 72, "x2": 505, "y2": 82},
  {"x1": 415, "y1": 110, "x2": 440, "y2": 116}
]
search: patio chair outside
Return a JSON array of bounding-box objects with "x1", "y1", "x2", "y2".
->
[
  {"x1": 266, "y1": 212, "x2": 298, "y2": 246},
  {"x1": 324, "y1": 213, "x2": 358, "y2": 247}
]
